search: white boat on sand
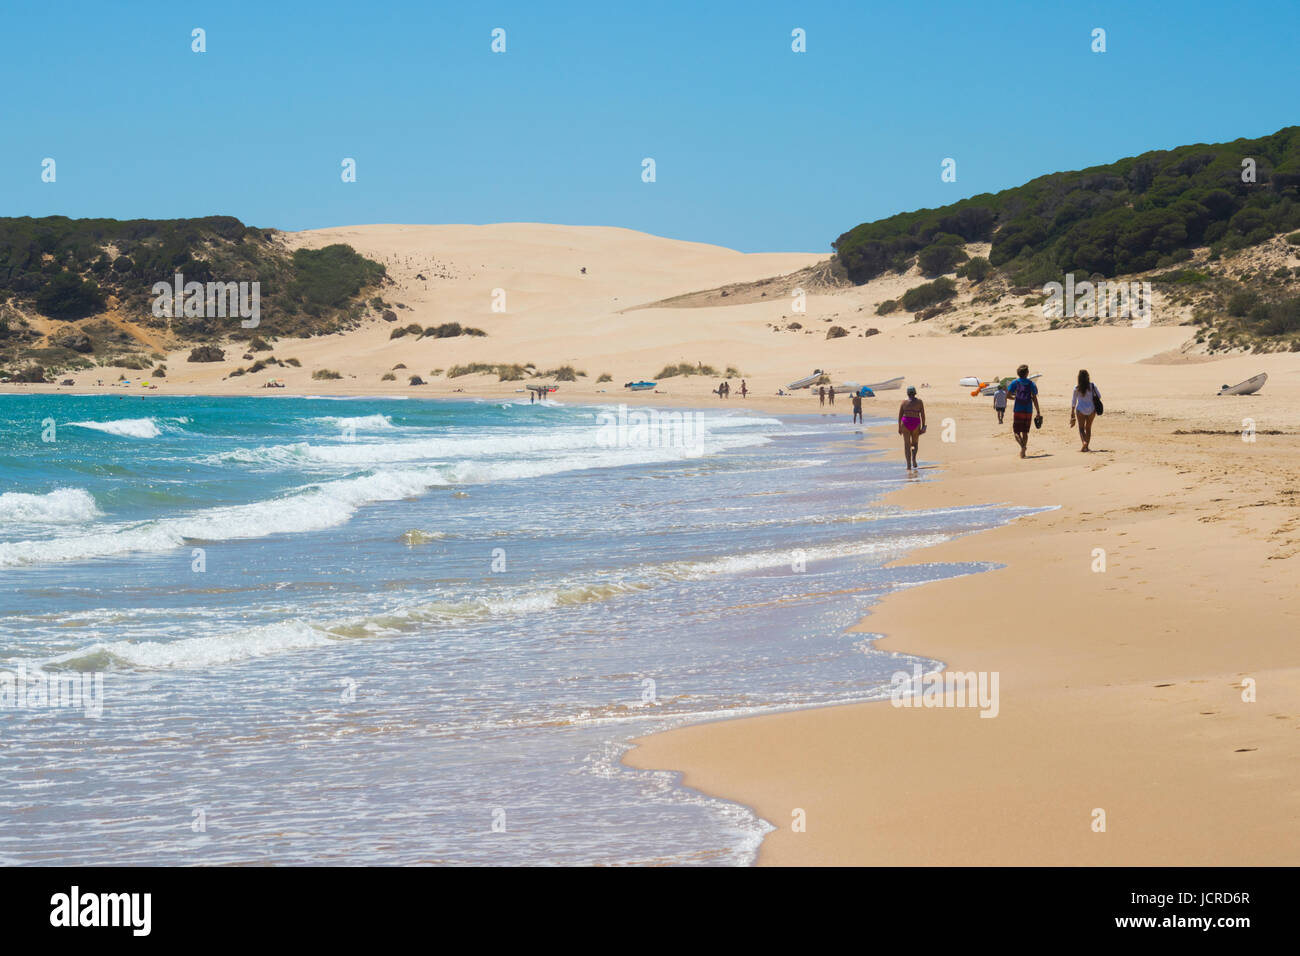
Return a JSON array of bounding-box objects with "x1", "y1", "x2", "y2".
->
[
  {"x1": 787, "y1": 369, "x2": 825, "y2": 389},
  {"x1": 1218, "y1": 373, "x2": 1267, "y2": 396},
  {"x1": 865, "y1": 376, "x2": 904, "y2": 391}
]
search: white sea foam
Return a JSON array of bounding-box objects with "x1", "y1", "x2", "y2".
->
[
  {"x1": 0, "y1": 488, "x2": 101, "y2": 524},
  {"x1": 36, "y1": 534, "x2": 946, "y2": 672},
  {"x1": 311, "y1": 414, "x2": 397, "y2": 431},
  {"x1": 47, "y1": 620, "x2": 334, "y2": 671},
  {"x1": 656, "y1": 533, "x2": 949, "y2": 581},
  {"x1": 66, "y1": 418, "x2": 161, "y2": 438},
  {"x1": 212, "y1": 417, "x2": 774, "y2": 468},
  {"x1": 0, "y1": 467, "x2": 449, "y2": 568},
  {"x1": 5, "y1": 414, "x2": 781, "y2": 568},
  {"x1": 0, "y1": 440, "x2": 738, "y2": 567}
]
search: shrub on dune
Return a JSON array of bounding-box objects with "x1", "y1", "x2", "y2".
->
[
  {"x1": 654, "y1": 361, "x2": 719, "y2": 378},
  {"x1": 535, "y1": 365, "x2": 582, "y2": 381},
  {"x1": 901, "y1": 277, "x2": 957, "y2": 312},
  {"x1": 497, "y1": 364, "x2": 529, "y2": 381}
]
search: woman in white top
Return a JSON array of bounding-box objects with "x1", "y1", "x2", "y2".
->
[{"x1": 1070, "y1": 369, "x2": 1099, "y2": 452}]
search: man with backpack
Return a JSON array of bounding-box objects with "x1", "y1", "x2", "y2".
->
[{"x1": 1007, "y1": 364, "x2": 1041, "y2": 459}]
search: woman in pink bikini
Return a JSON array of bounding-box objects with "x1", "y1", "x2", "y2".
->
[{"x1": 898, "y1": 385, "x2": 926, "y2": 470}]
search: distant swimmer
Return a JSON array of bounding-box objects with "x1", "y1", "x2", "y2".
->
[
  {"x1": 1007, "y1": 364, "x2": 1041, "y2": 459},
  {"x1": 1070, "y1": 369, "x2": 1101, "y2": 452},
  {"x1": 898, "y1": 385, "x2": 926, "y2": 470}
]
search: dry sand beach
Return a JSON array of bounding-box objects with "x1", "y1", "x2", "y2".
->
[{"x1": 11, "y1": 224, "x2": 1299, "y2": 865}]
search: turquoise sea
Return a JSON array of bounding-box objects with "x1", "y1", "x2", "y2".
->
[{"x1": 0, "y1": 394, "x2": 1027, "y2": 865}]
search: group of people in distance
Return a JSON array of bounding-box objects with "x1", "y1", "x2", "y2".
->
[
  {"x1": 894, "y1": 365, "x2": 1102, "y2": 472},
  {"x1": 716, "y1": 379, "x2": 748, "y2": 399}
]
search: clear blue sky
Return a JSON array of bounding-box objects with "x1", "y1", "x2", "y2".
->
[{"x1": 1, "y1": 0, "x2": 1296, "y2": 252}]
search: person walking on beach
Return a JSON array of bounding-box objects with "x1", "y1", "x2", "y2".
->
[
  {"x1": 993, "y1": 383, "x2": 1007, "y2": 424},
  {"x1": 898, "y1": 385, "x2": 926, "y2": 470},
  {"x1": 739, "y1": 379, "x2": 748, "y2": 399},
  {"x1": 1070, "y1": 369, "x2": 1100, "y2": 452},
  {"x1": 818, "y1": 385, "x2": 826, "y2": 406},
  {"x1": 851, "y1": 391, "x2": 863, "y2": 424},
  {"x1": 1007, "y1": 364, "x2": 1041, "y2": 459},
  {"x1": 828, "y1": 385, "x2": 836, "y2": 406}
]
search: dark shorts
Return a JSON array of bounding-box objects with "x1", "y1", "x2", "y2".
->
[{"x1": 1012, "y1": 411, "x2": 1032, "y2": 434}]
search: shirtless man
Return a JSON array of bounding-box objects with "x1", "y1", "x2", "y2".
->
[{"x1": 897, "y1": 385, "x2": 926, "y2": 470}]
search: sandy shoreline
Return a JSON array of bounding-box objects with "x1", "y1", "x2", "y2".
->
[
  {"x1": 13, "y1": 365, "x2": 1300, "y2": 867},
  {"x1": 626, "y1": 387, "x2": 1300, "y2": 865}
]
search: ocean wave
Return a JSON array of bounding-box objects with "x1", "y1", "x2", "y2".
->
[
  {"x1": 654, "y1": 534, "x2": 948, "y2": 582},
  {"x1": 45, "y1": 620, "x2": 334, "y2": 671},
  {"x1": 0, "y1": 488, "x2": 101, "y2": 524},
  {"x1": 210, "y1": 419, "x2": 774, "y2": 468},
  {"x1": 34, "y1": 534, "x2": 945, "y2": 672},
  {"x1": 3, "y1": 423, "x2": 778, "y2": 568},
  {"x1": 44, "y1": 581, "x2": 656, "y2": 671},
  {"x1": 0, "y1": 467, "x2": 449, "y2": 568},
  {"x1": 310, "y1": 414, "x2": 397, "y2": 431},
  {"x1": 66, "y1": 418, "x2": 161, "y2": 439}
]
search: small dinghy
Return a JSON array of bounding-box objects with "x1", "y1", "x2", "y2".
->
[
  {"x1": 865, "y1": 376, "x2": 904, "y2": 391},
  {"x1": 787, "y1": 369, "x2": 825, "y2": 389},
  {"x1": 1218, "y1": 373, "x2": 1267, "y2": 396},
  {"x1": 624, "y1": 381, "x2": 656, "y2": 391}
]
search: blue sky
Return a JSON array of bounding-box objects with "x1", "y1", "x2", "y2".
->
[{"x1": 1, "y1": 0, "x2": 1296, "y2": 252}]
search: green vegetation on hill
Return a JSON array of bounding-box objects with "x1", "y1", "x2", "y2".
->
[
  {"x1": 286, "y1": 244, "x2": 386, "y2": 317},
  {"x1": 0, "y1": 215, "x2": 387, "y2": 339},
  {"x1": 833, "y1": 126, "x2": 1300, "y2": 288}
]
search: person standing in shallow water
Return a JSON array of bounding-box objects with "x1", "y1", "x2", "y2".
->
[
  {"x1": 1070, "y1": 369, "x2": 1100, "y2": 452},
  {"x1": 898, "y1": 385, "x2": 926, "y2": 470},
  {"x1": 851, "y1": 390, "x2": 863, "y2": 424}
]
